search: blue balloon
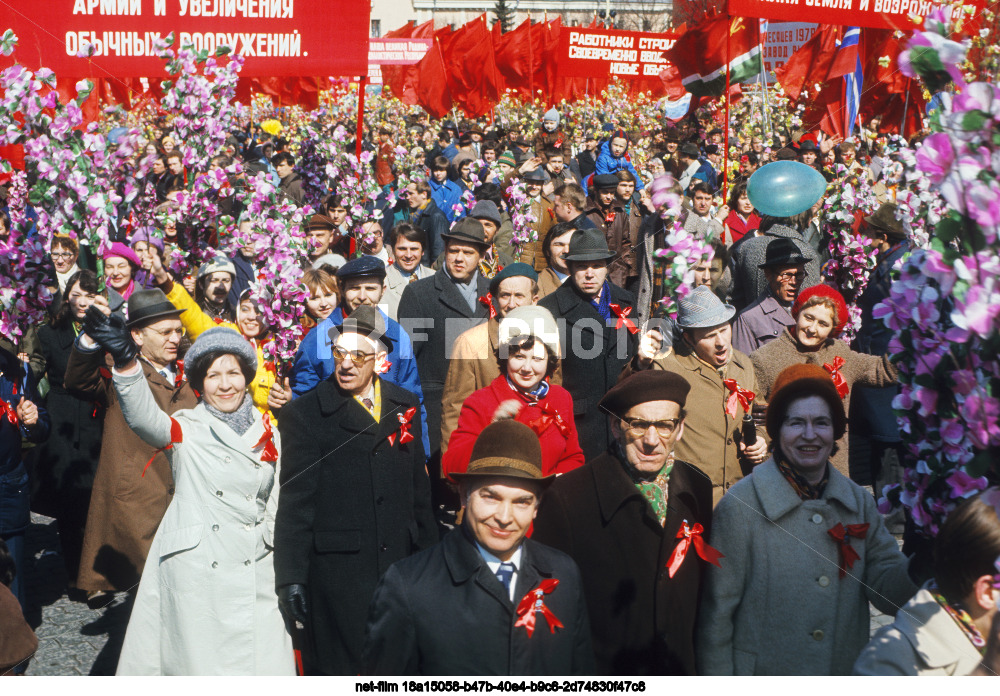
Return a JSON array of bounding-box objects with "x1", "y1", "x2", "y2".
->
[
  {"x1": 746, "y1": 161, "x2": 827, "y2": 218},
  {"x1": 107, "y1": 126, "x2": 128, "y2": 145}
]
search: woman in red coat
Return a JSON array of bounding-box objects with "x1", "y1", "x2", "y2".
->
[
  {"x1": 442, "y1": 306, "x2": 585, "y2": 480},
  {"x1": 723, "y1": 181, "x2": 761, "y2": 245}
]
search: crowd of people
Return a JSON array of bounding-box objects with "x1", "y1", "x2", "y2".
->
[{"x1": 1, "y1": 80, "x2": 999, "y2": 679}]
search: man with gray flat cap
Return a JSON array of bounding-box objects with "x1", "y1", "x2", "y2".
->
[
  {"x1": 539, "y1": 228, "x2": 637, "y2": 460},
  {"x1": 363, "y1": 420, "x2": 593, "y2": 675},
  {"x1": 533, "y1": 370, "x2": 715, "y2": 675},
  {"x1": 626, "y1": 285, "x2": 767, "y2": 505}
]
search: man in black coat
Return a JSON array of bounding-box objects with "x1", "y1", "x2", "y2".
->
[
  {"x1": 363, "y1": 420, "x2": 594, "y2": 675},
  {"x1": 396, "y1": 218, "x2": 492, "y2": 458},
  {"x1": 274, "y1": 306, "x2": 438, "y2": 675},
  {"x1": 532, "y1": 371, "x2": 715, "y2": 675},
  {"x1": 538, "y1": 228, "x2": 637, "y2": 459}
]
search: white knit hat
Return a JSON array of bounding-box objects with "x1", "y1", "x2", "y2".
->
[{"x1": 498, "y1": 305, "x2": 560, "y2": 358}]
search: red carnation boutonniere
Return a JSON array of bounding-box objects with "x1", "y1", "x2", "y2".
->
[{"x1": 514, "y1": 579, "x2": 564, "y2": 637}]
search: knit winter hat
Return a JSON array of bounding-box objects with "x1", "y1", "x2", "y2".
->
[
  {"x1": 792, "y1": 284, "x2": 849, "y2": 338},
  {"x1": 543, "y1": 108, "x2": 560, "y2": 124},
  {"x1": 766, "y1": 363, "x2": 847, "y2": 441},
  {"x1": 185, "y1": 326, "x2": 258, "y2": 383},
  {"x1": 498, "y1": 151, "x2": 516, "y2": 168}
]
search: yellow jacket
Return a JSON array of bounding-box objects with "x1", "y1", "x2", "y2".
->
[{"x1": 164, "y1": 282, "x2": 276, "y2": 419}]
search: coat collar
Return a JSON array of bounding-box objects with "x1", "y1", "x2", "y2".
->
[
  {"x1": 671, "y1": 347, "x2": 752, "y2": 385},
  {"x1": 442, "y1": 527, "x2": 553, "y2": 609},
  {"x1": 893, "y1": 586, "x2": 983, "y2": 669},
  {"x1": 433, "y1": 268, "x2": 490, "y2": 318},
  {"x1": 195, "y1": 401, "x2": 266, "y2": 462},
  {"x1": 751, "y1": 459, "x2": 860, "y2": 520}
]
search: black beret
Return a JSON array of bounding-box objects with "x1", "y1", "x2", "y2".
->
[
  {"x1": 599, "y1": 370, "x2": 691, "y2": 418},
  {"x1": 593, "y1": 173, "x2": 619, "y2": 190}
]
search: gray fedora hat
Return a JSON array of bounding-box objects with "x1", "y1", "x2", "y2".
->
[
  {"x1": 676, "y1": 285, "x2": 736, "y2": 329},
  {"x1": 562, "y1": 228, "x2": 615, "y2": 262}
]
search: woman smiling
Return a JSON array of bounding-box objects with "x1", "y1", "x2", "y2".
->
[{"x1": 750, "y1": 284, "x2": 898, "y2": 478}]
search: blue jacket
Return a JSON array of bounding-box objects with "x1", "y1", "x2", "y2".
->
[
  {"x1": 592, "y1": 140, "x2": 644, "y2": 192},
  {"x1": 429, "y1": 178, "x2": 464, "y2": 223},
  {"x1": 289, "y1": 307, "x2": 430, "y2": 457}
]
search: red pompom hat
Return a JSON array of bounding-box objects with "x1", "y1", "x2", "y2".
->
[{"x1": 792, "y1": 284, "x2": 849, "y2": 338}]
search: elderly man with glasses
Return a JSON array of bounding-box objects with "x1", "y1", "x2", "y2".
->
[
  {"x1": 275, "y1": 305, "x2": 438, "y2": 675},
  {"x1": 533, "y1": 370, "x2": 715, "y2": 676},
  {"x1": 732, "y1": 238, "x2": 808, "y2": 355}
]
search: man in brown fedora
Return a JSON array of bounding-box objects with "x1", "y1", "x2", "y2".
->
[
  {"x1": 363, "y1": 420, "x2": 594, "y2": 675},
  {"x1": 539, "y1": 228, "x2": 637, "y2": 460},
  {"x1": 533, "y1": 370, "x2": 714, "y2": 675},
  {"x1": 66, "y1": 289, "x2": 197, "y2": 607}
]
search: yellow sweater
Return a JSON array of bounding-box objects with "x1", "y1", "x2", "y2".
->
[{"x1": 164, "y1": 283, "x2": 276, "y2": 419}]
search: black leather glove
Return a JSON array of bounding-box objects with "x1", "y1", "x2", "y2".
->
[
  {"x1": 83, "y1": 305, "x2": 138, "y2": 368},
  {"x1": 278, "y1": 583, "x2": 308, "y2": 625}
]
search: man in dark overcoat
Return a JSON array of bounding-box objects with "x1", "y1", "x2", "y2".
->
[
  {"x1": 362, "y1": 420, "x2": 593, "y2": 675},
  {"x1": 396, "y1": 217, "x2": 491, "y2": 458},
  {"x1": 538, "y1": 228, "x2": 637, "y2": 459},
  {"x1": 532, "y1": 371, "x2": 715, "y2": 675},
  {"x1": 274, "y1": 306, "x2": 438, "y2": 675}
]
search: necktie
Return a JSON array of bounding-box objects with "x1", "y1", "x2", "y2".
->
[
  {"x1": 362, "y1": 397, "x2": 374, "y2": 411},
  {"x1": 408, "y1": 272, "x2": 418, "y2": 284},
  {"x1": 496, "y1": 562, "x2": 515, "y2": 593}
]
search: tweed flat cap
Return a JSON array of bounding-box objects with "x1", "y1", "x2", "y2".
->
[{"x1": 676, "y1": 286, "x2": 736, "y2": 329}]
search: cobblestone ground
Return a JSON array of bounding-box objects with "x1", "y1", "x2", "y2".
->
[
  {"x1": 22, "y1": 512, "x2": 130, "y2": 676},
  {"x1": 19, "y1": 510, "x2": 899, "y2": 676}
]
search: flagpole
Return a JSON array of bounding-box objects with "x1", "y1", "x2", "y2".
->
[
  {"x1": 528, "y1": 13, "x2": 535, "y2": 98},
  {"x1": 900, "y1": 83, "x2": 910, "y2": 139},
  {"x1": 724, "y1": 16, "x2": 732, "y2": 201},
  {"x1": 356, "y1": 75, "x2": 367, "y2": 160}
]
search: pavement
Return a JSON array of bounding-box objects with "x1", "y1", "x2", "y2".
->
[
  {"x1": 21, "y1": 512, "x2": 130, "y2": 676},
  {"x1": 18, "y1": 510, "x2": 900, "y2": 676}
]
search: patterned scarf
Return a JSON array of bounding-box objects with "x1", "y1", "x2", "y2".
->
[
  {"x1": 929, "y1": 581, "x2": 987, "y2": 654},
  {"x1": 589, "y1": 280, "x2": 612, "y2": 323},
  {"x1": 776, "y1": 456, "x2": 829, "y2": 500},
  {"x1": 204, "y1": 393, "x2": 256, "y2": 436},
  {"x1": 506, "y1": 376, "x2": 550, "y2": 404},
  {"x1": 620, "y1": 445, "x2": 674, "y2": 526}
]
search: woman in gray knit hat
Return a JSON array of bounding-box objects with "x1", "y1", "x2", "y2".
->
[{"x1": 81, "y1": 309, "x2": 294, "y2": 675}]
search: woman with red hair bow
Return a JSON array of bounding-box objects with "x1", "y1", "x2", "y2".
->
[{"x1": 749, "y1": 284, "x2": 898, "y2": 478}]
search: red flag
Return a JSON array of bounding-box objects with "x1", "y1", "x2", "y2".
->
[
  {"x1": 440, "y1": 15, "x2": 501, "y2": 117},
  {"x1": 380, "y1": 21, "x2": 415, "y2": 103},
  {"x1": 494, "y1": 19, "x2": 537, "y2": 100},
  {"x1": 416, "y1": 32, "x2": 454, "y2": 119},
  {"x1": 774, "y1": 25, "x2": 848, "y2": 102},
  {"x1": 663, "y1": 14, "x2": 762, "y2": 98}
]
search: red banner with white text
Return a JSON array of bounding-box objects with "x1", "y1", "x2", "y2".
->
[
  {"x1": 727, "y1": 0, "x2": 985, "y2": 31},
  {"x1": 558, "y1": 27, "x2": 680, "y2": 80},
  {"x1": 1, "y1": 0, "x2": 369, "y2": 77}
]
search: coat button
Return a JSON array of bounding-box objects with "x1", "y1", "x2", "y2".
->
[
  {"x1": 811, "y1": 514, "x2": 823, "y2": 524},
  {"x1": 376, "y1": 496, "x2": 384, "y2": 505},
  {"x1": 211, "y1": 561, "x2": 218, "y2": 569},
  {"x1": 225, "y1": 456, "x2": 231, "y2": 463},
  {"x1": 168, "y1": 487, "x2": 175, "y2": 495},
  {"x1": 244, "y1": 560, "x2": 251, "y2": 566},
  {"x1": 212, "y1": 524, "x2": 220, "y2": 532},
  {"x1": 727, "y1": 437, "x2": 733, "y2": 445},
  {"x1": 812, "y1": 629, "x2": 824, "y2": 641},
  {"x1": 380, "y1": 543, "x2": 387, "y2": 552},
  {"x1": 818, "y1": 576, "x2": 830, "y2": 587},
  {"x1": 216, "y1": 490, "x2": 223, "y2": 497},
  {"x1": 246, "y1": 494, "x2": 252, "y2": 501},
  {"x1": 773, "y1": 329, "x2": 778, "y2": 335},
  {"x1": 244, "y1": 523, "x2": 251, "y2": 530}
]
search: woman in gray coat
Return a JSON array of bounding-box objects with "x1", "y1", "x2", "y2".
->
[
  {"x1": 697, "y1": 363, "x2": 917, "y2": 675},
  {"x1": 82, "y1": 306, "x2": 293, "y2": 675}
]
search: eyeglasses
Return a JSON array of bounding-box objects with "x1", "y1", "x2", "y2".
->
[
  {"x1": 51, "y1": 252, "x2": 75, "y2": 259},
  {"x1": 332, "y1": 345, "x2": 375, "y2": 367},
  {"x1": 146, "y1": 327, "x2": 186, "y2": 339},
  {"x1": 776, "y1": 271, "x2": 806, "y2": 282},
  {"x1": 621, "y1": 417, "x2": 680, "y2": 439}
]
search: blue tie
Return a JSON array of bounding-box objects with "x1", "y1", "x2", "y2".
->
[{"x1": 496, "y1": 562, "x2": 515, "y2": 593}]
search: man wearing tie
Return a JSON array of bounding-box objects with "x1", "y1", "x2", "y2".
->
[{"x1": 362, "y1": 420, "x2": 594, "y2": 675}]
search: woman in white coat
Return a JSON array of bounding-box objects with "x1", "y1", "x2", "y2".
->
[{"x1": 83, "y1": 306, "x2": 294, "y2": 675}]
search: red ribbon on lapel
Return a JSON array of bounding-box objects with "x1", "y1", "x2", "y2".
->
[
  {"x1": 823, "y1": 356, "x2": 850, "y2": 398},
  {"x1": 723, "y1": 379, "x2": 755, "y2": 419},
  {"x1": 666, "y1": 521, "x2": 724, "y2": 578},
  {"x1": 175, "y1": 359, "x2": 185, "y2": 388},
  {"x1": 478, "y1": 294, "x2": 497, "y2": 319},
  {"x1": 604, "y1": 210, "x2": 616, "y2": 224},
  {"x1": 253, "y1": 413, "x2": 279, "y2": 463},
  {"x1": 527, "y1": 403, "x2": 571, "y2": 438},
  {"x1": 514, "y1": 578, "x2": 564, "y2": 637},
  {"x1": 143, "y1": 417, "x2": 183, "y2": 477},
  {"x1": 828, "y1": 522, "x2": 869, "y2": 578},
  {"x1": 387, "y1": 407, "x2": 417, "y2": 446},
  {"x1": 609, "y1": 304, "x2": 638, "y2": 334},
  {"x1": 0, "y1": 399, "x2": 18, "y2": 427}
]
